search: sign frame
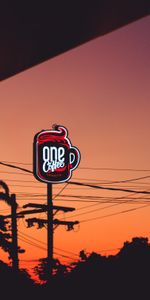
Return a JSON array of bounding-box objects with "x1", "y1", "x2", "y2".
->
[{"x1": 33, "y1": 125, "x2": 80, "y2": 184}]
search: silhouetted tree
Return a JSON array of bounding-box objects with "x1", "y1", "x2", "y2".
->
[
  {"x1": 34, "y1": 257, "x2": 68, "y2": 281},
  {"x1": 79, "y1": 249, "x2": 87, "y2": 261},
  {"x1": 0, "y1": 235, "x2": 150, "y2": 299}
]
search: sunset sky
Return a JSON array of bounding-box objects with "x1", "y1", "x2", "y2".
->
[{"x1": 0, "y1": 15, "x2": 150, "y2": 272}]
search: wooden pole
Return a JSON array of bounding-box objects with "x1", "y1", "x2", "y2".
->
[
  {"x1": 47, "y1": 183, "x2": 53, "y2": 279},
  {"x1": 11, "y1": 194, "x2": 19, "y2": 272}
]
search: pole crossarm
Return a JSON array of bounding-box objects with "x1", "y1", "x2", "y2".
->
[
  {"x1": 3, "y1": 205, "x2": 76, "y2": 219},
  {"x1": 53, "y1": 219, "x2": 79, "y2": 226},
  {"x1": 25, "y1": 217, "x2": 79, "y2": 231},
  {"x1": 23, "y1": 203, "x2": 76, "y2": 212},
  {"x1": 3, "y1": 208, "x2": 47, "y2": 219},
  {"x1": 23, "y1": 203, "x2": 47, "y2": 209}
]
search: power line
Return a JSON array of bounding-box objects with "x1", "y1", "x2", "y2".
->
[
  {"x1": 1, "y1": 161, "x2": 32, "y2": 166},
  {"x1": 19, "y1": 230, "x2": 78, "y2": 258},
  {"x1": 6, "y1": 184, "x2": 45, "y2": 189},
  {"x1": 8, "y1": 188, "x2": 150, "y2": 205},
  {"x1": 5, "y1": 183, "x2": 150, "y2": 191},
  {"x1": 0, "y1": 178, "x2": 42, "y2": 184},
  {"x1": 68, "y1": 181, "x2": 150, "y2": 195},
  {"x1": 79, "y1": 167, "x2": 150, "y2": 172},
  {"x1": 18, "y1": 231, "x2": 76, "y2": 261},
  {"x1": 18, "y1": 235, "x2": 47, "y2": 251},
  {"x1": 54, "y1": 252, "x2": 76, "y2": 261},
  {"x1": 0, "y1": 171, "x2": 32, "y2": 176},
  {"x1": 1, "y1": 161, "x2": 150, "y2": 172},
  {"x1": 14, "y1": 190, "x2": 150, "y2": 200},
  {"x1": 0, "y1": 162, "x2": 32, "y2": 174},
  {"x1": 63, "y1": 198, "x2": 150, "y2": 219},
  {"x1": 80, "y1": 204, "x2": 150, "y2": 224},
  {"x1": 2, "y1": 161, "x2": 150, "y2": 195},
  {"x1": 58, "y1": 192, "x2": 145, "y2": 219},
  {"x1": 2, "y1": 162, "x2": 150, "y2": 224},
  {"x1": 101, "y1": 175, "x2": 150, "y2": 184},
  {"x1": 62, "y1": 203, "x2": 123, "y2": 220},
  {"x1": 1, "y1": 174, "x2": 150, "y2": 187},
  {"x1": 14, "y1": 198, "x2": 150, "y2": 205},
  {"x1": 54, "y1": 247, "x2": 79, "y2": 258},
  {"x1": 53, "y1": 183, "x2": 69, "y2": 200},
  {"x1": 63, "y1": 197, "x2": 150, "y2": 219},
  {"x1": 2, "y1": 180, "x2": 150, "y2": 190}
]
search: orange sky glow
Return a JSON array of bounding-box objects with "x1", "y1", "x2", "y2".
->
[{"x1": 0, "y1": 16, "x2": 150, "y2": 274}]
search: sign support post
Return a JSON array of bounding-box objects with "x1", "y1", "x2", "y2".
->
[
  {"x1": 33, "y1": 125, "x2": 81, "y2": 281},
  {"x1": 47, "y1": 183, "x2": 53, "y2": 279}
]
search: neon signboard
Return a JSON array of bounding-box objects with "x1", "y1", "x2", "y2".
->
[{"x1": 33, "y1": 125, "x2": 80, "y2": 183}]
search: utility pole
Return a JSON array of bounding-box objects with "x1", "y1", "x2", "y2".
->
[
  {"x1": 0, "y1": 190, "x2": 25, "y2": 272},
  {"x1": 0, "y1": 182, "x2": 19, "y2": 272},
  {"x1": 47, "y1": 183, "x2": 53, "y2": 278},
  {"x1": 4, "y1": 199, "x2": 79, "y2": 280},
  {"x1": 11, "y1": 193, "x2": 19, "y2": 272},
  {"x1": 2, "y1": 191, "x2": 23, "y2": 272},
  {"x1": 18, "y1": 202, "x2": 79, "y2": 281}
]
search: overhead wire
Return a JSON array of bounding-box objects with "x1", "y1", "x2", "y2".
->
[
  {"x1": 1, "y1": 161, "x2": 150, "y2": 226},
  {"x1": 18, "y1": 234, "x2": 75, "y2": 261},
  {"x1": 1, "y1": 161, "x2": 150, "y2": 172},
  {"x1": 79, "y1": 203, "x2": 150, "y2": 224},
  {"x1": 1, "y1": 163, "x2": 150, "y2": 201},
  {"x1": 78, "y1": 167, "x2": 150, "y2": 172},
  {"x1": 19, "y1": 230, "x2": 79, "y2": 258},
  {"x1": 2, "y1": 174, "x2": 150, "y2": 184},
  {"x1": 2, "y1": 160, "x2": 150, "y2": 266},
  {"x1": 1, "y1": 161, "x2": 150, "y2": 195},
  {"x1": 57, "y1": 192, "x2": 144, "y2": 220}
]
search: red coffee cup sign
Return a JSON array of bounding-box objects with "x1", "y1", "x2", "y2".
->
[{"x1": 33, "y1": 125, "x2": 80, "y2": 183}]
